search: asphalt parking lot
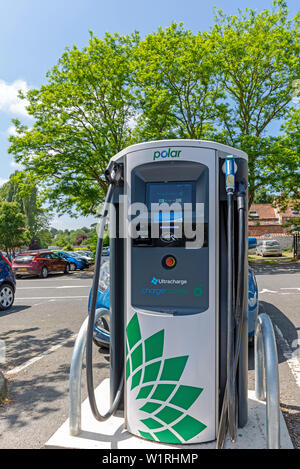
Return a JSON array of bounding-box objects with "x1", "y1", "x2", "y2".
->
[
  {"x1": 251, "y1": 262, "x2": 300, "y2": 448},
  {"x1": 0, "y1": 263, "x2": 299, "y2": 449},
  {"x1": 0, "y1": 270, "x2": 109, "y2": 449}
]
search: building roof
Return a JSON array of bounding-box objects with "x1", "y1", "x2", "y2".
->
[
  {"x1": 249, "y1": 204, "x2": 278, "y2": 220},
  {"x1": 277, "y1": 206, "x2": 300, "y2": 219}
]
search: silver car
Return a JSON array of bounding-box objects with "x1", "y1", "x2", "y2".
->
[{"x1": 256, "y1": 239, "x2": 282, "y2": 257}]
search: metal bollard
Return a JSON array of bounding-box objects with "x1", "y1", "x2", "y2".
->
[
  {"x1": 69, "y1": 308, "x2": 106, "y2": 436},
  {"x1": 254, "y1": 313, "x2": 280, "y2": 449}
]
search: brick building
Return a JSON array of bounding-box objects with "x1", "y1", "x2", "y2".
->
[{"x1": 248, "y1": 203, "x2": 299, "y2": 237}]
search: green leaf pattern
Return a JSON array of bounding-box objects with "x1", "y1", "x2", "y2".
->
[{"x1": 126, "y1": 313, "x2": 207, "y2": 444}]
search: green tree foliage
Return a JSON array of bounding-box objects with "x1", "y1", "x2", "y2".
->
[
  {"x1": 0, "y1": 171, "x2": 50, "y2": 244},
  {"x1": 37, "y1": 229, "x2": 53, "y2": 248},
  {"x1": 7, "y1": 1, "x2": 300, "y2": 214},
  {"x1": 282, "y1": 217, "x2": 300, "y2": 233},
  {"x1": 133, "y1": 23, "x2": 224, "y2": 141},
  {"x1": 9, "y1": 32, "x2": 139, "y2": 216},
  {"x1": 210, "y1": 0, "x2": 300, "y2": 205},
  {"x1": 273, "y1": 108, "x2": 300, "y2": 209},
  {"x1": 0, "y1": 202, "x2": 30, "y2": 255},
  {"x1": 253, "y1": 189, "x2": 275, "y2": 204}
]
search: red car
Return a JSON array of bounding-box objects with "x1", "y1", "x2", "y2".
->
[{"x1": 12, "y1": 251, "x2": 71, "y2": 279}]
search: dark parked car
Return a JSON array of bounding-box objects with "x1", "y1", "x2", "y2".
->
[
  {"x1": 0, "y1": 252, "x2": 16, "y2": 310},
  {"x1": 12, "y1": 251, "x2": 71, "y2": 278}
]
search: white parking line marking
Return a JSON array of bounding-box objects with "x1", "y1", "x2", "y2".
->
[
  {"x1": 259, "y1": 289, "x2": 300, "y2": 295},
  {"x1": 14, "y1": 295, "x2": 89, "y2": 300},
  {"x1": 274, "y1": 325, "x2": 300, "y2": 388},
  {"x1": 17, "y1": 285, "x2": 90, "y2": 290},
  {"x1": 5, "y1": 334, "x2": 77, "y2": 376},
  {"x1": 259, "y1": 289, "x2": 277, "y2": 294}
]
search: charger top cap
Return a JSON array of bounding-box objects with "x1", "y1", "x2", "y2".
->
[{"x1": 109, "y1": 139, "x2": 248, "y2": 164}]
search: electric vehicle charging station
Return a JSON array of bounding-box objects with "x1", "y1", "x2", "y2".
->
[{"x1": 84, "y1": 139, "x2": 249, "y2": 448}]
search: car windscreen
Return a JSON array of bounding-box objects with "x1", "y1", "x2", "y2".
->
[
  {"x1": 265, "y1": 241, "x2": 279, "y2": 246},
  {"x1": 14, "y1": 255, "x2": 35, "y2": 263}
]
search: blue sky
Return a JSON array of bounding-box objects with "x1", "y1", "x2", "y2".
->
[{"x1": 0, "y1": 0, "x2": 299, "y2": 229}]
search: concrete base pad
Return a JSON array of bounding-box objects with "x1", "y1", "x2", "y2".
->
[{"x1": 46, "y1": 379, "x2": 293, "y2": 449}]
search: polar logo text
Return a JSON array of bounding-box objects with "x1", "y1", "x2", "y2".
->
[{"x1": 153, "y1": 148, "x2": 182, "y2": 160}]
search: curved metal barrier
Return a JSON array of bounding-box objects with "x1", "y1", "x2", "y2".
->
[
  {"x1": 69, "y1": 308, "x2": 106, "y2": 436},
  {"x1": 254, "y1": 313, "x2": 280, "y2": 449}
]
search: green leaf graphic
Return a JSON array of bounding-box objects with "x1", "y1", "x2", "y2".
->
[{"x1": 126, "y1": 313, "x2": 207, "y2": 444}]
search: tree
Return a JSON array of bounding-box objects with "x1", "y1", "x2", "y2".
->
[
  {"x1": 8, "y1": 32, "x2": 139, "y2": 216},
  {"x1": 7, "y1": 2, "x2": 300, "y2": 214},
  {"x1": 253, "y1": 189, "x2": 274, "y2": 204},
  {"x1": 273, "y1": 108, "x2": 300, "y2": 209},
  {"x1": 75, "y1": 233, "x2": 87, "y2": 246},
  {"x1": 37, "y1": 230, "x2": 53, "y2": 248},
  {"x1": 55, "y1": 233, "x2": 71, "y2": 248},
  {"x1": 282, "y1": 217, "x2": 300, "y2": 233},
  {"x1": 0, "y1": 202, "x2": 30, "y2": 255},
  {"x1": 210, "y1": 0, "x2": 300, "y2": 206},
  {"x1": 0, "y1": 170, "x2": 50, "y2": 244},
  {"x1": 133, "y1": 23, "x2": 224, "y2": 142}
]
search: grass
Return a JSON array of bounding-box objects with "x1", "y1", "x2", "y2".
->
[{"x1": 248, "y1": 249, "x2": 296, "y2": 264}]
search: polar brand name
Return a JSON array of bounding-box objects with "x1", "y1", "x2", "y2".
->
[{"x1": 153, "y1": 148, "x2": 182, "y2": 160}]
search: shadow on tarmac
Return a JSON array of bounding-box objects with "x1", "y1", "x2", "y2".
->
[
  {"x1": 0, "y1": 304, "x2": 31, "y2": 318},
  {"x1": 248, "y1": 300, "x2": 299, "y2": 369},
  {"x1": 251, "y1": 262, "x2": 300, "y2": 276}
]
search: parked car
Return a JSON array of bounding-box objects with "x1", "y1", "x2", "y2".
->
[
  {"x1": 102, "y1": 247, "x2": 110, "y2": 257},
  {"x1": 256, "y1": 239, "x2": 282, "y2": 257},
  {"x1": 90, "y1": 261, "x2": 259, "y2": 348},
  {"x1": 12, "y1": 251, "x2": 71, "y2": 278},
  {"x1": 74, "y1": 251, "x2": 94, "y2": 264},
  {"x1": 54, "y1": 250, "x2": 86, "y2": 271},
  {"x1": 66, "y1": 251, "x2": 90, "y2": 268},
  {"x1": 248, "y1": 267, "x2": 259, "y2": 341},
  {"x1": 77, "y1": 250, "x2": 93, "y2": 257},
  {"x1": 0, "y1": 252, "x2": 16, "y2": 311}
]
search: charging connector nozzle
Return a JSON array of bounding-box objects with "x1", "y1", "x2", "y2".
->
[{"x1": 224, "y1": 155, "x2": 237, "y2": 194}]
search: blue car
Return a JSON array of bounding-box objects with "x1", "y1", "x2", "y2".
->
[
  {"x1": 0, "y1": 252, "x2": 16, "y2": 311},
  {"x1": 91, "y1": 261, "x2": 259, "y2": 348},
  {"x1": 54, "y1": 251, "x2": 86, "y2": 271},
  {"x1": 248, "y1": 267, "x2": 259, "y2": 340}
]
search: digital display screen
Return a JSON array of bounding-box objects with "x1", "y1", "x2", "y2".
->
[{"x1": 147, "y1": 182, "x2": 194, "y2": 223}]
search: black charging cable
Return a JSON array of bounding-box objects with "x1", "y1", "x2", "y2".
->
[
  {"x1": 217, "y1": 179, "x2": 247, "y2": 448},
  {"x1": 86, "y1": 162, "x2": 124, "y2": 421}
]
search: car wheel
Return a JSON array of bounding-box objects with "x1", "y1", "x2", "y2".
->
[
  {"x1": 69, "y1": 262, "x2": 76, "y2": 272},
  {"x1": 40, "y1": 266, "x2": 48, "y2": 279},
  {"x1": 0, "y1": 284, "x2": 15, "y2": 310},
  {"x1": 64, "y1": 263, "x2": 70, "y2": 274}
]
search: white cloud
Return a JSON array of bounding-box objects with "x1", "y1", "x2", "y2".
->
[
  {"x1": 0, "y1": 178, "x2": 8, "y2": 187},
  {"x1": 0, "y1": 79, "x2": 31, "y2": 117},
  {"x1": 7, "y1": 125, "x2": 18, "y2": 136},
  {"x1": 10, "y1": 161, "x2": 23, "y2": 170},
  {"x1": 50, "y1": 213, "x2": 97, "y2": 231}
]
